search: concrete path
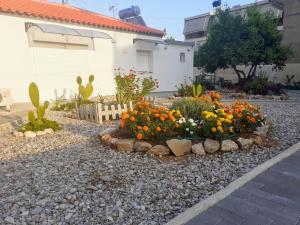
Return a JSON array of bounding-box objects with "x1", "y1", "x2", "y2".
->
[{"x1": 186, "y1": 149, "x2": 300, "y2": 225}]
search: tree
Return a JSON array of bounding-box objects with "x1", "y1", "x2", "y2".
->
[{"x1": 194, "y1": 7, "x2": 292, "y2": 84}]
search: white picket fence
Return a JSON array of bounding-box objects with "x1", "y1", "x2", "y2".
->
[{"x1": 75, "y1": 101, "x2": 133, "y2": 124}]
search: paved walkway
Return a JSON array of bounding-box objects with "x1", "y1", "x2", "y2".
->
[{"x1": 186, "y1": 149, "x2": 300, "y2": 225}]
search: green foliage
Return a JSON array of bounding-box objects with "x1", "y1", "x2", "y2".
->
[
  {"x1": 243, "y1": 72, "x2": 284, "y2": 95},
  {"x1": 176, "y1": 83, "x2": 193, "y2": 97},
  {"x1": 195, "y1": 7, "x2": 292, "y2": 83},
  {"x1": 192, "y1": 84, "x2": 203, "y2": 97},
  {"x1": 77, "y1": 75, "x2": 94, "y2": 102},
  {"x1": 24, "y1": 82, "x2": 60, "y2": 132},
  {"x1": 172, "y1": 98, "x2": 213, "y2": 121},
  {"x1": 21, "y1": 119, "x2": 61, "y2": 132},
  {"x1": 115, "y1": 69, "x2": 158, "y2": 104}
]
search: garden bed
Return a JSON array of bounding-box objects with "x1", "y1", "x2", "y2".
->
[{"x1": 1, "y1": 101, "x2": 299, "y2": 225}]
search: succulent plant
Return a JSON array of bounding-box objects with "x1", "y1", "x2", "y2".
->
[
  {"x1": 76, "y1": 75, "x2": 94, "y2": 101},
  {"x1": 192, "y1": 84, "x2": 203, "y2": 97},
  {"x1": 28, "y1": 82, "x2": 49, "y2": 125}
]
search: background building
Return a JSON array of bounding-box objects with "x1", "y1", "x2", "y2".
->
[{"x1": 184, "y1": 0, "x2": 300, "y2": 84}]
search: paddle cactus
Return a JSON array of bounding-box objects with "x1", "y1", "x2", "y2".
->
[
  {"x1": 76, "y1": 75, "x2": 94, "y2": 102},
  {"x1": 192, "y1": 84, "x2": 203, "y2": 97},
  {"x1": 28, "y1": 82, "x2": 49, "y2": 125}
]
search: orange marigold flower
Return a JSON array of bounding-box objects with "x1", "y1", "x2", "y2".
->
[
  {"x1": 137, "y1": 133, "x2": 143, "y2": 140},
  {"x1": 130, "y1": 116, "x2": 136, "y2": 122},
  {"x1": 121, "y1": 113, "x2": 129, "y2": 120},
  {"x1": 160, "y1": 115, "x2": 166, "y2": 121},
  {"x1": 156, "y1": 127, "x2": 161, "y2": 132},
  {"x1": 250, "y1": 118, "x2": 256, "y2": 123},
  {"x1": 120, "y1": 120, "x2": 126, "y2": 128},
  {"x1": 137, "y1": 126, "x2": 142, "y2": 130},
  {"x1": 143, "y1": 126, "x2": 149, "y2": 132},
  {"x1": 154, "y1": 113, "x2": 160, "y2": 118}
]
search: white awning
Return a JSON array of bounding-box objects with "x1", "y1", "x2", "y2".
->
[{"x1": 25, "y1": 22, "x2": 113, "y2": 40}]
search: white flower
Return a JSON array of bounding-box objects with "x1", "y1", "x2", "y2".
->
[
  {"x1": 192, "y1": 122, "x2": 197, "y2": 127},
  {"x1": 190, "y1": 131, "x2": 194, "y2": 135},
  {"x1": 186, "y1": 128, "x2": 189, "y2": 131},
  {"x1": 188, "y1": 118, "x2": 194, "y2": 123}
]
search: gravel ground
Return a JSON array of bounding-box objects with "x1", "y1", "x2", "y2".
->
[{"x1": 1, "y1": 102, "x2": 300, "y2": 225}]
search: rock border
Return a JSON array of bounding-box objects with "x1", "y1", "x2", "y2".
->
[
  {"x1": 98, "y1": 124, "x2": 271, "y2": 157},
  {"x1": 165, "y1": 141, "x2": 300, "y2": 225},
  {"x1": 12, "y1": 128, "x2": 54, "y2": 139}
]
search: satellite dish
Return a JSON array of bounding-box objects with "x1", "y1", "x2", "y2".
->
[{"x1": 212, "y1": 0, "x2": 222, "y2": 8}]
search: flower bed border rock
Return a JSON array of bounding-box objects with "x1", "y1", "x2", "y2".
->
[{"x1": 99, "y1": 123, "x2": 271, "y2": 157}]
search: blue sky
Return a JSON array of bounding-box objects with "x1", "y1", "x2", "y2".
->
[{"x1": 53, "y1": 0, "x2": 256, "y2": 40}]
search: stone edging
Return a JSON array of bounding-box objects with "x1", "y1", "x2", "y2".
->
[{"x1": 165, "y1": 142, "x2": 300, "y2": 225}]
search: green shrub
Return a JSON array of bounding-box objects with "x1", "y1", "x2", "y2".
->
[
  {"x1": 172, "y1": 98, "x2": 213, "y2": 121},
  {"x1": 21, "y1": 119, "x2": 61, "y2": 132},
  {"x1": 115, "y1": 69, "x2": 158, "y2": 104}
]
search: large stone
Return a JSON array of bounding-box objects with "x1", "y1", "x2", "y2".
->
[
  {"x1": 166, "y1": 139, "x2": 192, "y2": 157},
  {"x1": 280, "y1": 94, "x2": 289, "y2": 100},
  {"x1": 12, "y1": 131, "x2": 24, "y2": 138},
  {"x1": 237, "y1": 138, "x2": 254, "y2": 150},
  {"x1": 134, "y1": 141, "x2": 152, "y2": 152},
  {"x1": 148, "y1": 145, "x2": 170, "y2": 156},
  {"x1": 36, "y1": 131, "x2": 46, "y2": 136},
  {"x1": 204, "y1": 139, "x2": 220, "y2": 153},
  {"x1": 253, "y1": 136, "x2": 263, "y2": 145},
  {"x1": 101, "y1": 134, "x2": 112, "y2": 145},
  {"x1": 116, "y1": 139, "x2": 135, "y2": 152},
  {"x1": 109, "y1": 138, "x2": 119, "y2": 148},
  {"x1": 221, "y1": 140, "x2": 239, "y2": 152},
  {"x1": 254, "y1": 125, "x2": 269, "y2": 137},
  {"x1": 192, "y1": 143, "x2": 206, "y2": 156},
  {"x1": 44, "y1": 128, "x2": 54, "y2": 134},
  {"x1": 24, "y1": 131, "x2": 36, "y2": 138}
]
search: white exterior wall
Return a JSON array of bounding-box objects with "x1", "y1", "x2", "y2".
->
[{"x1": 0, "y1": 13, "x2": 192, "y2": 103}]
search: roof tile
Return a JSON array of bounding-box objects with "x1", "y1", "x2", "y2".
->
[{"x1": 0, "y1": 0, "x2": 164, "y2": 37}]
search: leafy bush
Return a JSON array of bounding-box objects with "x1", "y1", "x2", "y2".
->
[
  {"x1": 176, "y1": 117, "x2": 199, "y2": 137},
  {"x1": 175, "y1": 82, "x2": 193, "y2": 97},
  {"x1": 201, "y1": 109, "x2": 235, "y2": 139},
  {"x1": 115, "y1": 69, "x2": 158, "y2": 104},
  {"x1": 172, "y1": 98, "x2": 213, "y2": 121},
  {"x1": 121, "y1": 98, "x2": 181, "y2": 140},
  {"x1": 230, "y1": 101, "x2": 265, "y2": 132},
  {"x1": 21, "y1": 119, "x2": 61, "y2": 132},
  {"x1": 242, "y1": 72, "x2": 284, "y2": 95}
]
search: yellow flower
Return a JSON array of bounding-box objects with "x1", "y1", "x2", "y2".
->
[
  {"x1": 211, "y1": 127, "x2": 217, "y2": 133},
  {"x1": 217, "y1": 121, "x2": 222, "y2": 126},
  {"x1": 217, "y1": 126, "x2": 224, "y2": 133}
]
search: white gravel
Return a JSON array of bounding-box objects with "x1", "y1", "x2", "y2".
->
[{"x1": 1, "y1": 101, "x2": 300, "y2": 225}]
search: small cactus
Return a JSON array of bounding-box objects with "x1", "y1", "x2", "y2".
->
[
  {"x1": 76, "y1": 75, "x2": 94, "y2": 102},
  {"x1": 28, "y1": 82, "x2": 49, "y2": 125},
  {"x1": 192, "y1": 84, "x2": 203, "y2": 97}
]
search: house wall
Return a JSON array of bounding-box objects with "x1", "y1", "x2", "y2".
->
[{"x1": 0, "y1": 13, "x2": 193, "y2": 103}]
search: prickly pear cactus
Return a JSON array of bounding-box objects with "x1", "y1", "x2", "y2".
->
[
  {"x1": 27, "y1": 82, "x2": 49, "y2": 125},
  {"x1": 29, "y1": 82, "x2": 40, "y2": 108},
  {"x1": 192, "y1": 84, "x2": 203, "y2": 97},
  {"x1": 76, "y1": 75, "x2": 94, "y2": 102}
]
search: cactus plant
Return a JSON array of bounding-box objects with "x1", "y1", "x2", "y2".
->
[
  {"x1": 76, "y1": 75, "x2": 94, "y2": 102},
  {"x1": 28, "y1": 82, "x2": 49, "y2": 125},
  {"x1": 192, "y1": 84, "x2": 203, "y2": 97}
]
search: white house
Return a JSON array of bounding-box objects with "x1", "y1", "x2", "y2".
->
[{"x1": 0, "y1": 0, "x2": 194, "y2": 103}]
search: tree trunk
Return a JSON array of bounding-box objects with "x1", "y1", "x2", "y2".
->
[{"x1": 233, "y1": 66, "x2": 246, "y2": 84}]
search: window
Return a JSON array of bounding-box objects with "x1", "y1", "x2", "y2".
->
[
  {"x1": 137, "y1": 50, "x2": 153, "y2": 72},
  {"x1": 180, "y1": 53, "x2": 186, "y2": 63}
]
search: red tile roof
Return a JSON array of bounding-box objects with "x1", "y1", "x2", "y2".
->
[{"x1": 0, "y1": 0, "x2": 165, "y2": 37}]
